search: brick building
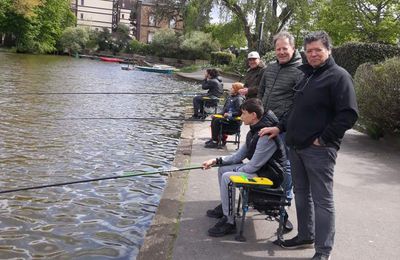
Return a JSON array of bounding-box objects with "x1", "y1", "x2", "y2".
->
[{"x1": 71, "y1": 0, "x2": 183, "y2": 43}]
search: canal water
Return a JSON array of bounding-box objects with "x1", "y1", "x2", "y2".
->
[{"x1": 0, "y1": 52, "x2": 196, "y2": 259}]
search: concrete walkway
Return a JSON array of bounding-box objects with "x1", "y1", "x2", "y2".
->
[{"x1": 138, "y1": 72, "x2": 400, "y2": 259}]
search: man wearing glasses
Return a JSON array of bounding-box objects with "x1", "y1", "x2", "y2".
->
[{"x1": 260, "y1": 31, "x2": 358, "y2": 260}]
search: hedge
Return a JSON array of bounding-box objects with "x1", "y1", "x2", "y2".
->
[
  {"x1": 210, "y1": 51, "x2": 236, "y2": 65},
  {"x1": 354, "y1": 57, "x2": 400, "y2": 139},
  {"x1": 332, "y1": 42, "x2": 400, "y2": 76}
]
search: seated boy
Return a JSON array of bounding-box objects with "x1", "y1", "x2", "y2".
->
[
  {"x1": 202, "y1": 98, "x2": 290, "y2": 237},
  {"x1": 205, "y1": 82, "x2": 245, "y2": 148}
]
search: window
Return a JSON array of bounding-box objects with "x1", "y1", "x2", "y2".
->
[
  {"x1": 122, "y1": 14, "x2": 125, "y2": 19},
  {"x1": 148, "y1": 14, "x2": 156, "y2": 26},
  {"x1": 80, "y1": 13, "x2": 84, "y2": 19},
  {"x1": 148, "y1": 32, "x2": 155, "y2": 43},
  {"x1": 169, "y1": 18, "x2": 176, "y2": 29},
  {"x1": 81, "y1": 0, "x2": 84, "y2": 6}
]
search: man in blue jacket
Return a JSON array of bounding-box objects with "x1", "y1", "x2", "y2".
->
[{"x1": 260, "y1": 31, "x2": 358, "y2": 260}]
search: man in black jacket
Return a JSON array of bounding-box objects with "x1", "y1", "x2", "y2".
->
[{"x1": 260, "y1": 31, "x2": 358, "y2": 260}]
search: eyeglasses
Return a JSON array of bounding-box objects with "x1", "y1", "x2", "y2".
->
[{"x1": 293, "y1": 74, "x2": 313, "y2": 93}]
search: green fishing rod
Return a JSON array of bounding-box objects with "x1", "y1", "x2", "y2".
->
[{"x1": 0, "y1": 165, "x2": 205, "y2": 195}]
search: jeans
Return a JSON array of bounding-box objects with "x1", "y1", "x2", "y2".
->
[{"x1": 289, "y1": 145, "x2": 337, "y2": 255}]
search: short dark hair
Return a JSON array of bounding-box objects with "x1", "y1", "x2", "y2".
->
[
  {"x1": 206, "y1": 68, "x2": 219, "y2": 79},
  {"x1": 240, "y1": 98, "x2": 264, "y2": 119},
  {"x1": 304, "y1": 31, "x2": 332, "y2": 50}
]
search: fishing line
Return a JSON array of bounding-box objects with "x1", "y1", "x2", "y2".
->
[
  {"x1": 0, "y1": 165, "x2": 205, "y2": 195},
  {"x1": 2, "y1": 92, "x2": 199, "y2": 96},
  {"x1": 53, "y1": 117, "x2": 212, "y2": 121}
]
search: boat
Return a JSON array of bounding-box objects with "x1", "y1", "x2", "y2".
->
[
  {"x1": 100, "y1": 57, "x2": 124, "y2": 63},
  {"x1": 135, "y1": 65, "x2": 175, "y2": 74}
]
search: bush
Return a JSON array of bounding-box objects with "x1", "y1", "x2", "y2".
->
[
  {"x1": 150, "y1": 28, "x2": 180, "y2": 57},
  {"x1": 333, "y1": 42, "x2": 400, "y2": 76},
  {"x1": 59, "y1": 27, "x2": 90, "y2": 55},
  {"x1": 126, "y1": 39, "x2": 149, "y2": 54},
  {"x1": 210, "y1": 51, "x2": 236, "y2": 65},
  {"x1": 262, "y1": 51, "x2": 276, "y2": 64},
  {"x1": 180, "y1": 31, "x2": 220, "y2": 60},
  {"x1": 354, "y1": 57, "x2": 400, "y2": 139}
]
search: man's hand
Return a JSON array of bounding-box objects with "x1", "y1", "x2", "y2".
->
[
  {"x1": 258, "y1": 126, "x2": 280, "y2": 138},
  {"x1": 202, "y1": 159, "x2": 216, "y2": 169},
  {"x1": 223, "y1": 113, "x2": 229, "y2": 117},
  {"x1": 238, "y1": 88, "x2": 248, "y2": 96}
]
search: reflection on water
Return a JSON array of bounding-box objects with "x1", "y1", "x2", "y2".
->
[{"x1": 0, "y1": 53, "x2": 196, "y2": 259}]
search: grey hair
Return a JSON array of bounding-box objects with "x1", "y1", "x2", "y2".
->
[
  {"x1": 273, "y1": 31, "x2": 295, "y2": 47},
  {"x1": 304, "y1": 31, "x2": 333, "y2": 50}
]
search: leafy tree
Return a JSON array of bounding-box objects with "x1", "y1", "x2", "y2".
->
[
  {"x1": 218, "y1": 0, "x2": 309, "y2": 51},
  {"x1": 150, "y1": 28, "x2": 180, "y2": 57},
  {"x1": 59, "y1": 27, "x2": 90, "y2": 55},
  {"x1": 180, "y1": 31, "x2": 220, "y2": 59},
  {"x1": 204, "y1": 18, "x2": 246, "y2": 49},
  {"x1": 183, "y1": 0, "x2": 213, "y2": 32},
  {"x1": 312, "y1": 0, "x2": 400, "y2": 45}
]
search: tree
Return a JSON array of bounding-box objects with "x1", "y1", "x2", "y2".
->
[
  {"x1": 312, "y1": 0, "x2": 400, "y2": 45},
  {"x1": 183, "y1": 0, "x2": 213, "y2": 32},
  {"x1": 59, "y1": 27, "x2": 90, "y2": 55},
  {"x1": 180, "y1": 31, "x2": 220, "y2": 59},
  {"x1": 218, "y1": 0, "x2": 309, "y2": 51},
  {"x1": 204, "y1": 18, "x2": 246, "y2": 49},
  {"x1": 150, "y1": 28, "x2": 180, "y2": 57}
]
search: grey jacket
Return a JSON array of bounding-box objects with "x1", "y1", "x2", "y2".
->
[
  {"x1": 258, "y1": 51, "x2": 303, "y2": 119},
  {"x1": 201, "y1": 76, "x2": 224, "y2": 97}
]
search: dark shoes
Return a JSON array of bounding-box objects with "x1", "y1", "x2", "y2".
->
[
  {"x1": 283, "y1": 212, "x2": 293, "y2": 233},
  {"x1": 206, "y1": 204, "x2": 223, "y2": 218},
  {"x1": 205, "y1": 141, "x2": 219, "y2": 148},
  {"x1": 311, "y1": 253, "x2": 331, "y2": 260},
  {"x1": 208, "y1": 216, "x2": 236, "y2": 237},
  {"x1": 280, "y1": 235, "x2": 314, "y2": 249}
]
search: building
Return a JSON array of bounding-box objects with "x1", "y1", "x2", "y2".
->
[{"x1": 70, "y1": 0, "x2": 183, "y2": 43}]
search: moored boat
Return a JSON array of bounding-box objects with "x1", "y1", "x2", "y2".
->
[
  {"x1": 135, "y1": 65, "x2": 175, "y2": 74},
  {"x1": 100, "y1": 57, "x2": 124, "y2": 63}
]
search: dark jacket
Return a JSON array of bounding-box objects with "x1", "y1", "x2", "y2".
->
[
  {"x1": 280, "y1": 56, "x2": 358, "y2": 150},
  {"x1": 245, "y1": 111, "x2": 287, "y2": 187},
  {"x1": 243, "y1": 62, "x2": 265, "y2": 98},
  {"x1": 258, "y1": 50, "x2": 303, "y2": 119},
  {"x1": 222, "y1": 94, "x2": 245, "y2": 117},
  {"x1": 202, "y1": 76, "x2": 224, "y2": 97}
]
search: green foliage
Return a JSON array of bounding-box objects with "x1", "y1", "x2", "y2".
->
[
  {"x1": 111, "y1": 24, "x2": 132, "y2": 53},
  {"x1": 150, "y1": 28, "x2": 180, "y2": 57},
  {"x1": 204, "y1": 18, "x2": 246, "y2": 49},
  {"x1": 210, "y1": 51, "x2": 236, "y2": 65},
  {"x1": 219, "y1": 52, "x2": 247, "y2": 75},
  {"x1": 125, "y1": 39, "x2": 151, "y2": 54},
  {"x1": 354, "y1": 57, "x2": 400, "y2": 139},
  {"x1": 178, "y1": 64, "x2": 201, "y2": 73},
  {"x1": 184, "y1": 0, "x2": 213, "y2": 32},
  {"x1": 59, "y1": 27, "x2": 90, "y2": 55},
  {"x1": 332, "y1": 42, "x2": 400, "y2": 76},
  {"x1": 262, "y1": 51, "x2": 276, "y2": 64},
  {"x1": 180, "y1": 31, "x2": 220, "y2": 60},
  {"x1": 311, "y1": 0, "x2": 400, "y2": 46}
]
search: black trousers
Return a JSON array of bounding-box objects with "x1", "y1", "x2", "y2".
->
[
  {"x1": 193, "y1": 95, "x2": 206, "y2": 115},
  {"x1": 210, "y1": 117, "x2": 240, "y2": 141}
]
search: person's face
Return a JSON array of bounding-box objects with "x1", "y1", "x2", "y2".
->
[
  {"x1": 248, "y1": 58, "x2": 260, "y2": 69},
  {"x1": 240, "y1": 110, "x2": 257, "y2": 125},
  {"x1": 305, "y1": 40, "x2": 331, "y2": 68},
  {"x1": 275, "y1": 38, "x2": 295, "y2": 64}
]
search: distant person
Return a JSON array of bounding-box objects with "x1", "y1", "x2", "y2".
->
[
  {"x1": 257, "y1": 31, "x2": 304, "y2": 201},
  {"x1": 205, "y1": 82, "x2": 245, "y2": 148},
  {"x1": 238, "y1": 51, "x2": 265, "y2": 98},
  {"x1": 202, "y1": 99, "x2": 289, "y2": 237},
  {"x1": 260, "y1": 31, "x2": 358, "y2": 260},
  {"x1": 192, "y1": 68, "x2": 224, "y2": 119}
]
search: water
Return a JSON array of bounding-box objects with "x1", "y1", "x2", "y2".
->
[{"x1": 0, "y1": 52, "x2": 196, "y2": 259}]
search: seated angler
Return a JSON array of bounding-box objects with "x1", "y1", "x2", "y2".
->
[
  {"x1": 205, "y1": 82, "x2": 245, "y2": 149},
  {"x1": 202, "y1": 98, "x2": 291, "y2": 237},
  {"x1": 192, "y1": 68, "x2": 224, "y2": 119}
]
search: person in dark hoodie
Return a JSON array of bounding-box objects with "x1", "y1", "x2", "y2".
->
[
  {"x1": 204, "y1": 82, "x2": 245, "y2": 148},
  {"x1": 192, "y1": 68, "x2": 224, "y2": 118},
  {"x1": 202, "y1": 99, "x2": 290, "y2": 237},
  {"x1": 238, "y1": 51, "x2": 265, "y2": 98},
  {"x1": 259, "y1": 31, "x2": 358, "y2": 260}
]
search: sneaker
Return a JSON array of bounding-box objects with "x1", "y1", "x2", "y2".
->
[
  {"x1": 206, "y1": 204, "x2": 223, "y2": 218},
  {"x1": 204, "y1": 139, "x2": 214, "y2": 145},
  {"x1": 208, "y1": 216, "x2": 236, "y2": 237},
  {"x1": 311, "y1": 253, "x2": 331, "y2": 260},
  {"x1": 281, "y1": 235, "x2": 314, "y2": 249},
  {"x1": 204, "y1": 141, "x2": 218, "y2": 148}
]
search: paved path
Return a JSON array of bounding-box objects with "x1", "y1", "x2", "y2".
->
[{"x1": 138, "y1": 70, "x2": 400, "y2": 260}]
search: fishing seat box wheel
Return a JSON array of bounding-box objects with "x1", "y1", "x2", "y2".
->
[{"x1": 228, "y1": 176, "x2": 290, "y2": 244}]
